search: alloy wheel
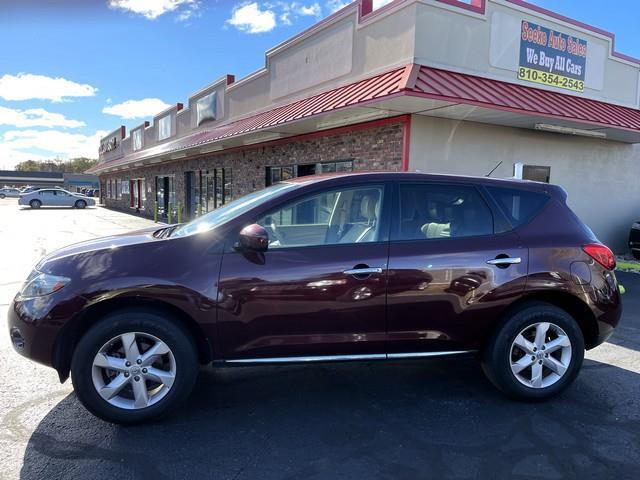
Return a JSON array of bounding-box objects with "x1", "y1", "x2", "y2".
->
[
  {"x1": 509, "y1": 322, "x2": 572, "y2": 389},
  {"x1": 91, "y1": 332, "x2": 176, "y2": 410}
]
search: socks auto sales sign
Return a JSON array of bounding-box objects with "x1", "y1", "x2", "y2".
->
[{"x1": 518, "y1": 21, "x2": 587, "y2": 93}]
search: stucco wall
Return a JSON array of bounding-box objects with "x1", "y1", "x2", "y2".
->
[
  {"x1": 409, "y1": 114, "x2": 640, "y2": 252},
  {"x1": 414, "y1": 0, "x2": 640, "y2": 108}
]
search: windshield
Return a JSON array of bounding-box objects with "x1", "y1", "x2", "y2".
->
[{"x1": 171, "y1": 182, "x2": 299, "y2": 237}]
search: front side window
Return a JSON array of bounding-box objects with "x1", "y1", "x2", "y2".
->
[
  {"x1": 258, "y1": 185, "x2": 384, "y2": 249},
  {"x1": 158, "y1": 115, "x2": 171, "y2": 141},
  {"x1": 396, "y1": 183, "x2": 493, "y2": 241},
  {"x1": 171, "y1": 182, "x2": 299, "y2": 238}
]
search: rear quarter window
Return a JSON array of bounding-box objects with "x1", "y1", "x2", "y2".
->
[{"x1": 485, "y1": 186, "x2": 549, "y2": 229}]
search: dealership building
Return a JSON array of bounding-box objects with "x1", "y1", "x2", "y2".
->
[{"x1": 90, "y1": 0, "x2": 640, "y2": 252}]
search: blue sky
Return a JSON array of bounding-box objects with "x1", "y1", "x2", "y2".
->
[{"x1": 0, "y1": 0, "x2": 638, "y2": 169}]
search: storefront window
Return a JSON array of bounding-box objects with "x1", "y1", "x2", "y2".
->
[
  {"x1": 267, "y1": 161, "x2": 352, "y2": 186},
  {"x1": 223, "y1": 168, "x2": 232, "y2": 203},
  {"x1": 131, "y1": 180, "x2": 138, "y2": 208},
  {"x1": 201, "y1": 168, "x2": 232, "y2": 213}
]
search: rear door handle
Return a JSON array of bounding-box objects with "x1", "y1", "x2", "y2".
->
[
  {"x1": 343, "y1": 267, "x2": 383, "y2": 276},
  {"x1": 486, "y1": 257, "x2": 522, "y2": 266}
]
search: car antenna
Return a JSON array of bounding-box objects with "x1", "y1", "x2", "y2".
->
[{"x1": 485, "y1": 161, "x2": 503, "y2": 177}]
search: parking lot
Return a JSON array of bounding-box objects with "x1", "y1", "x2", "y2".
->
[{"x1": 0, "y1": 197, "x2": 639, "y2": 480}]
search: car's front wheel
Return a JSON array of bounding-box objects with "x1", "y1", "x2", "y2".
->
[
  {"x1": 0, "y1": 193, "x2": 5, "y2": 199},
  {"x1": 29, "y1": 199, "x2": 41, "y2": 209},
  {"x1": 71, "y1": 308, "x2": 199, "y2": 424},
  {"x1": 75, "y1": 199, "x2": 87, "y2": 209},
  {"x1": 482, "y1": 302, "x2": 584, "y2": 400}
]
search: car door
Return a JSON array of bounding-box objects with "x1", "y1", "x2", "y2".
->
[
  {"x1": 55, "y1": 190, "x2": 74, "y2": 206},
  {"x1": 386, "y1": 181, "x2": 528, "y2": 355},
  {"x1": 39, "y1": 190, "x2": 54, "y2": 205},
  {"x1": 217, "y1": 182, "x2": 391, "y2": 361}
]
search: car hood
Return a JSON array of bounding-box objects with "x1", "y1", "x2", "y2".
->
[{"x1": 37, "y1": 226, "x2": 164, "y2": 267}]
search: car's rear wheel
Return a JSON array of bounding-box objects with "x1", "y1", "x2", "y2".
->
[
  {"x1": 71, "y1": 308, "x2": 199, "y2": 424},
  {"x1": 481, "y1": 302, "x2": 584, "y2": 400},
  {"x1": 29, "y1": 199, "x2": 41, "y2": 209},
  {"x1": 75, "y1": 199, "x2": 87, "y2": 209}
]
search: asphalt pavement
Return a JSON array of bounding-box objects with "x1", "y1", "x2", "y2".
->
[{"x1": 0, "y1": 198, "x2": 638, "y2": 480}]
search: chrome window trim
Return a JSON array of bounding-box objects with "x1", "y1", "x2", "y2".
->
[{"x1": 224, "y1": 351, "x2": 476, "y2": 364}]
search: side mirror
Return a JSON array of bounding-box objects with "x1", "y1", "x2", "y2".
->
[{"x1": 236, "y1": 224, "x2": 269, "y2": 252}]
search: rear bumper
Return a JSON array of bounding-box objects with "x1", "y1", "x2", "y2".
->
[{"x1": 587, "y1": 270, "x2": 622, "y2": 349}]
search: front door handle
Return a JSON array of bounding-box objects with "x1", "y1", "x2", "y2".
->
[
  {"x1": 343, "y1": 267, "x2": 383, "y2": 276},
  {"x1": 486, "y1": 257, "x2": 522, "y2": 266}
]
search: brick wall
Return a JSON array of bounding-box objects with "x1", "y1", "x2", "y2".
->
[{"x1": 100, "y1": 121, "x2": 404, "y2": 219}]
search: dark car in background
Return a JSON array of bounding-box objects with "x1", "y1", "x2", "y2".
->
[
  {"x1": 628, "y1": 221, "x2": 640, "y2": 259},
  {"x1": 8, "y1": 172, "x2": 621, "y2": 424}
]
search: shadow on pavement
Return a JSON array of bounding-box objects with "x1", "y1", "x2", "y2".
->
[{"x1": 19, "y1": 355, "x2": 640, "y2": 480}]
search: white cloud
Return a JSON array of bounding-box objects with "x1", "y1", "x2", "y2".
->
[
  {"x1": 227, "y1": 2, "x2": 277, "y2": 33},
  {"x1": 0, "y1": 73, "x2": 97, "y2": 102},
  {"x1": 295, "y1": 2, "x2": 321, "y2": 16},
  {"x1": 102, "y1": 98, "x2": 171, "y2": 119},
  {"x1": 326, "y1": 0, "x2": 349, "y2": 13},
  {"x1": 108, "y1": 0, "x2": 200, "y2": 20},
  {"x1": 0, "y1": 129, "x2": 108, "y2": 169},
  {"x1": 0, "y1": 106, "x2": 86, "y2": 128}
]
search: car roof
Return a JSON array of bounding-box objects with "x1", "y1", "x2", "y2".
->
[{"x1": 281, "y1": 171, "x2": 565, "y2": 197}]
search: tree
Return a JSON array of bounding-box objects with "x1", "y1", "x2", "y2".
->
[{"x1": 14, "y1": 157, "x2": 98, "y2": 173}]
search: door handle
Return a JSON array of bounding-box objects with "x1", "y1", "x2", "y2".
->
[
  {"x1": 486, "y1": 257, "x2": 522, "y2": 266},
  {"x1": 343, "y1": 267, "x2": 383, "y2": 276}
]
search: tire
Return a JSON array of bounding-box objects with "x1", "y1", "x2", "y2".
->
[
  {"x1": 29, "y1": 199, "x2": 41, "y2": 209},
  {"x1": 71, "y1": 308, "x2": 199, "y2": 424},
  {"x1": 481, "y1": 301, "x2": 584, "y2": 401},
  {"x1": 75, "y1": 199, "x2": 87, "y2": 209},
  {"x1": 0, "y1": 194, "x2": 5, "y2": 199}
]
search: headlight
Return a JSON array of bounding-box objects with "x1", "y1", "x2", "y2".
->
[{"x1": 20, "y1": 272, "x2": 70, "y2": 298}]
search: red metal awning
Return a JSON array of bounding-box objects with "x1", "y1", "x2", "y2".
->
[
  {"x1": 408, "y1": 65, "x2": 640, "y2": 132},
  {"x1": 90, "y1": 66, "x2": 407, "y2": 172},
  {"x1": 91, "y1": 63, "x2": 640, "y2": 173}
]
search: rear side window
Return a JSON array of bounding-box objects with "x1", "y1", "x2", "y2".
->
[
  {"x1": 395, "y1": 183, "x2": 493, "y2": 241},
  {"x1": 486, "y1": 186, "x2": 549, "y2": 229}
]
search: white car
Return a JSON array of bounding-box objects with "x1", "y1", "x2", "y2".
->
[
  {"x1": 0, "y1": 187, "x2": 21, "y2": 199},
  {"x1": 19, "y1": 188, "x2": 96, "y2": 209}
]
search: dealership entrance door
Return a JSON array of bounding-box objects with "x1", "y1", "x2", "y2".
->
[{"x1": 155, "y1": 175, "x2": 175, "y2": 218}]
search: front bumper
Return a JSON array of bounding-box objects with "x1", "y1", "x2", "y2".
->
[{"x1": 7, "y1": 292, "x2": 83, "y2": 370}]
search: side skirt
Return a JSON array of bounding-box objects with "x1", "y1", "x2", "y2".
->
[{"x1": 219, "y1": 350, "x2": 476, "y2": 366}]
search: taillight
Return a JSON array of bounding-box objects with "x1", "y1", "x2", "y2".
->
[{"x1": 582, "y1": 243, "x2": 616, "y2": 270}]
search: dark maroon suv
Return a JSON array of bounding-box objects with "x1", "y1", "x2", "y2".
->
[{"x1": 8, "y1": 172, "x2": 621, "y2": 423}]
